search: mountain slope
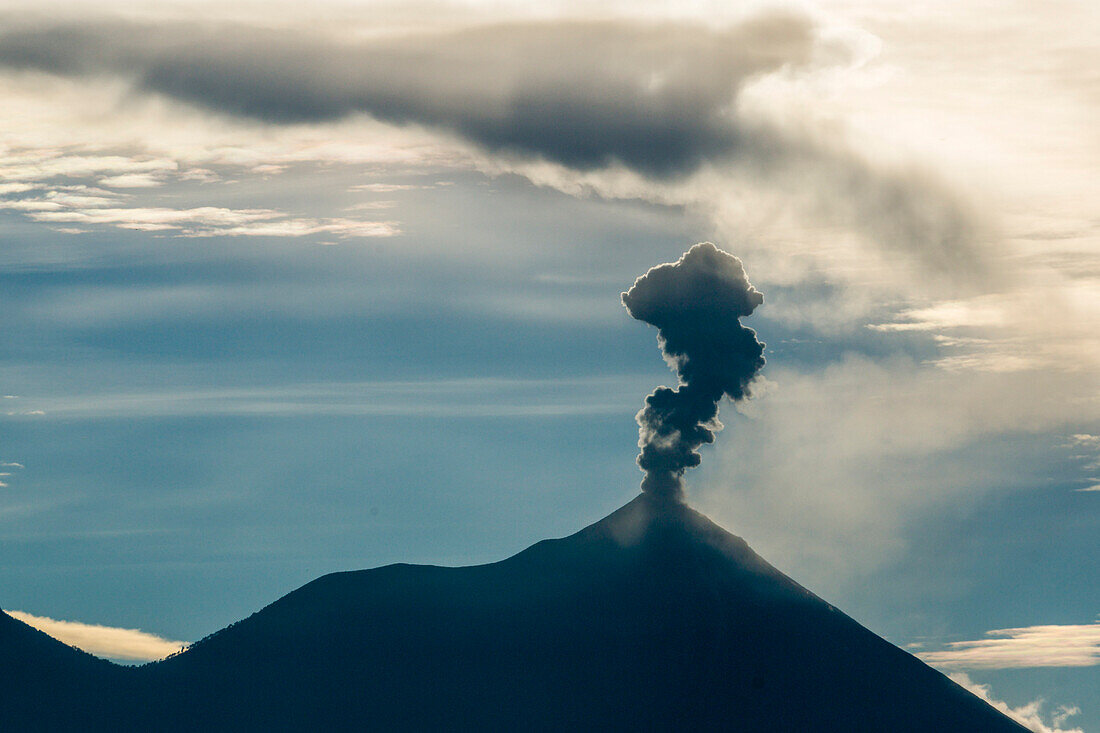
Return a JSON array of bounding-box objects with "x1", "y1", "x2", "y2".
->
[
  {"x1": 0, "y1": 609, "x2": 126, "y2": 729},
  {"x1": 134, "y1": 494, "x2": 1027, "y2": 731}
]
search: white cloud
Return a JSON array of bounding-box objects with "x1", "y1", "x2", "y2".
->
[
  {"x1": 1065, "y1": 435, "x2": 1100, "y2": 482},
  {"x1": 2, "y1": 156, "x2": 402, "y2": 239},
  {"x1": 178, "y1": 167, "x2": 220, "y2": 183},
  {"x1": 0, "y1": 152, "x2": 178, "y2": 183},
  {"x1": 43, "y1": 190, "x2": 120, "y2": 207},
  {"x1": 14, "y1": 203, "x2": 398, "y2": 239},
  {"x1": 868, "y1": 297, "x2": 1008, "y2": 332},
  {"x1": 0, "y1": 182, "x2": 42, "y2": 194},
  {"x1": 28, "y1": 205, "x2": 276, "y2": 231},
  {"x1": 918, "y1": 620, "x2": 1100, "y2": 669},
  {"x1": 194, "y1": 217, "x2": 400, "y2": 239},
  {"x1": 949, "y1": 673, "x2": 1083, "y2": 733},
  {"x1": 344, "y1": 200, "x2": 398, "y2": 211},
  {"x1": 1053, "y1": 707, "x2": 1082, "y2": 729},
  {"x1": 5, "y1": 609, "x2": 188, "y2": 662},
  {"x1": 349, "y1": 183, "x2": 422, "y2": 192},
  {"x1": 98, "y1": 173, "x2": 165, "y2": 188},
  {"x1": 0, "y1": 199, "x2": 64, "y2": 211}
]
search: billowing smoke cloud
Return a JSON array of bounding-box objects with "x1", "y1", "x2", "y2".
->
[{"x1": 623, "y1": 243, "x2": 765, "y2": 501}]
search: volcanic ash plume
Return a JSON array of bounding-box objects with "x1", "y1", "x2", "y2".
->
[{"x1": 622, "y1": 243, "x2": 765, "y2": 501}]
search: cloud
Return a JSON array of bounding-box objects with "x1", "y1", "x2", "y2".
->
[
  {"x1": 0, "y1": 460, "x2": 25, "y2": 486},
  {"x1": 699, "y1": 355, "x2": 1100, "y2": 585},
  {"x1": 869, "y1": 298, "x2": 1008, "y2": 333},
  {"x1": 99, "y1": 173, "x2": 165, "y2": 188},
  {"x1": 5, "y1": 609, "x2": 188, "y2": 662},
  {"x1": 0, "y1": 152, "x2": 177, "y2": 182},
  {"x1": 0, "y1": 13, "x2": 998, "y2": 281},
  {"x1": 864, "y1": 272, "x2": 1100, "y2": 375},
  {"x1": 0, "y1": 150, "x2": 402, "y2": 239},
  {"x1": 1067, "y1": 435, "x2": 1100, "y2": 448},
  {"x1": 0, "y1": 13, "x2": 828, "y2": 179},
  {"x1": 350, "y1": 183, "x2": 423, "y2": 193},
  {"x1": 918, "y1": 619, "x2": 1100, "y2": 669},
  {"x1": 948, "y1": 673, "x2": 1083, "y2": 733},
  {"x1": 0, "y1": 377, "x2": 651, "y2": 419},
  {"x1": 0, "y1": 182, "x2": 42, "y2": 194},
  {"x1": 1065, "y1": 434, "x2": 1100, "y2": 477},
  {"x1": 5, "y1": 199, "x2": 398, "y2": 239}
]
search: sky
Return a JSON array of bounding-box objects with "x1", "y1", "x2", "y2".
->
[{"x1": 0, "y1": 0, "x2": 1096, "y2": 729}]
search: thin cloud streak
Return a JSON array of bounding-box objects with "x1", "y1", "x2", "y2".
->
[
  {"x1": 0, "y1": 377, "x2": 653, "y2": 419},
  {"x1": 919, "y1": 620, "x2": 1100, "y2": 669},
  {"x1": 1, "y1": 195, "x2": 400, "y2": 239},
  {"x1": 6, "y1": 609, "x2": 188, "y2": 662}
]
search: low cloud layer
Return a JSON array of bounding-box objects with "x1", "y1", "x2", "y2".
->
[
  {"x1": 919, "y1": 619, "x2": 1100, "y2": 670},
  {"x1": 6, "y1": 609, "x2": 188, "y2": 662}
]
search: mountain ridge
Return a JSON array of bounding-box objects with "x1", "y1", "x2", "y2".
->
[{"x1": 3, "y1": 494, "x2": 1028, "y2": 731}]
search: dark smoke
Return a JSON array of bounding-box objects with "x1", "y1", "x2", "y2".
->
[{"x1": 622, "y1": 243, "x2": 765, "y2": 501}]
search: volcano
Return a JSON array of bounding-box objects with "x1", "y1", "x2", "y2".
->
[{"x1": 3, "y1": 494, "x2": 1025, "y2": 731}]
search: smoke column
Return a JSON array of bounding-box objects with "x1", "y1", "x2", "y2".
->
[{"x1": 622, "y1": 243, "x2": 765, "y2": 501}]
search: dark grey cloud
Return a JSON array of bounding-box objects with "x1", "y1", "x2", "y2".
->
[
  {"x1": 0, "y1": 14, "x2": 822, "y2": 178},
  {"x1": 623, "y1": 243, "x2": 765, "y2": 501},
  {"x1": 0, "y1": 14, "x2": 994, "y2": 280}
]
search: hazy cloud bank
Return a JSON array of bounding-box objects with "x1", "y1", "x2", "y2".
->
[{"x1": 700, "y1": 355, "x2": 1100, "y2": 583}]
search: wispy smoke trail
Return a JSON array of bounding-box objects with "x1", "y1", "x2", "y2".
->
[{"x1": 622, "y1": 243, "x2": 765, "y2": 501}]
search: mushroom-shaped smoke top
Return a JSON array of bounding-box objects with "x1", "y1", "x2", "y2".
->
[{"x1": 622, "y1": 243, "x2": 765, "y2": 502}]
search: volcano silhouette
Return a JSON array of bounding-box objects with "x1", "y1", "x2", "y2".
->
[{"x1": 3, "y1": 494, "x2": 1025, "y2": 731}]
